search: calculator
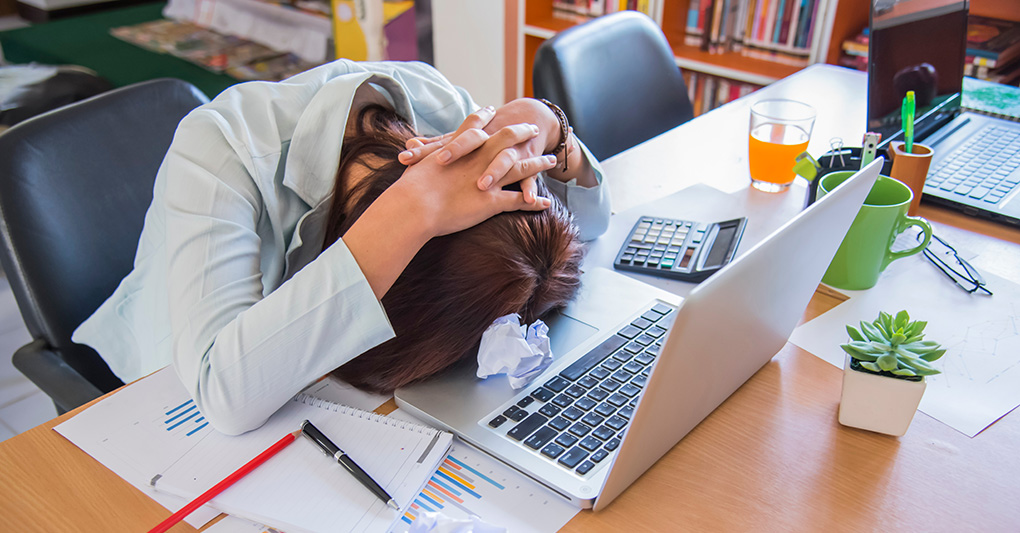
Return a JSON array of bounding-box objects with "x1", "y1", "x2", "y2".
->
[{"x1": 613, "y1": 216, "x2": 748, "y2": 282}]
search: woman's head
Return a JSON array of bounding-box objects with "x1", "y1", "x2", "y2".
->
[{"x1": 324, "y1": 105, "x2": 584, "y2": 393}]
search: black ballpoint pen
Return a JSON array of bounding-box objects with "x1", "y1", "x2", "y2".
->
[{"x1": 300, "y1": 419, "x2": 400, "y2": 510}]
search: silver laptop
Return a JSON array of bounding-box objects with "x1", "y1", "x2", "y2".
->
[
  {"x1": 395, "y1": 160, "x2": 882, "y2": 509},
  {"x1": 868, "y1": 0, "x2": 1020, "y2": 226}
]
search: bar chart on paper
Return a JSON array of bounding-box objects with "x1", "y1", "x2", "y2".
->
[
  {"x1": 394, "y1": 440, "x2": 578, "y2": 531},
  {"x1": 164, "y1": 398, "x2": 210, "y2": 437}
]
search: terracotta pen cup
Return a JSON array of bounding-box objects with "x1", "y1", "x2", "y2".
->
[{"x1": 889, "y1": 141, "x2": 934, "y2": 216}]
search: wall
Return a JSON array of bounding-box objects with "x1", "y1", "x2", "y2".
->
[{"x1": 432, "y1": 0, "x2": 507, "y2": 106}]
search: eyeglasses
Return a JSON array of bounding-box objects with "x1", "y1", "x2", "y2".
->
[{"x1": 918, "y1": 232, "x2": 993, "y2": 295}]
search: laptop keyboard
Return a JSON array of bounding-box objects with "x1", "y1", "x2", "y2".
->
[
  {"x1": 925, "y1": 126, "x2": 1020, "y2": 204},
  {"x1": 484, "y1": 303, "x2": 675, "y2": 477}
]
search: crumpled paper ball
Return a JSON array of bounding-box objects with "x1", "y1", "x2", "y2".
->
[{"x1": 476, "y1": 313, "x2": 553, "y2": 389}]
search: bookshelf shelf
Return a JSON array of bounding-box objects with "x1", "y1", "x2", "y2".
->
[
  {"x1": 515, "y1": 0, "x2": 1020, "y2": 105},
  {"x1": 518, "y1": 0, "x2": 843, "y2": 104},
  {"x1": 523, "y1": 14, "x2": 582, "y2": 38},
  {"x1": 665, "y1": 38, "x2": 802, "y2": 85}
]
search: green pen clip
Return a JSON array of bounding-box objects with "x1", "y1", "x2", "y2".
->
[{"x1": 793, "y1": 152, "x2": 819, "y2": 181}]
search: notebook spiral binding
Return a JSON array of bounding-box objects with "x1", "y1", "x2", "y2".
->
[{"x1": 293, "y1": 393, "x2": 436, "y2": 434}]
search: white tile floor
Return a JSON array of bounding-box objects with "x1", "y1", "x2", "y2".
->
[
  {"x1": 1, "y1": 15, "x2": 53, "y2": 444},
  {"x1": 0, "y1": 273, "x2": 56, "y2": 444}
]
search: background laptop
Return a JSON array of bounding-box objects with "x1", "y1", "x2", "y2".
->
[
  {"x1": 395, "y1": 161, "x2": 883, "y2": 510},
  {"x1": 868, "y1": 0, "x2": 1020, "y2": 226}
]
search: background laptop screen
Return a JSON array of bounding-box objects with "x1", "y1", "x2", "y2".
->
[{"x1": 868, "y1": 0, "x2": 968, "y2": 144}]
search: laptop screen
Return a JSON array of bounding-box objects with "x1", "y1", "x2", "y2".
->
[{"x1": 867, "y1": 0, "x2": 968, "y2": 146}]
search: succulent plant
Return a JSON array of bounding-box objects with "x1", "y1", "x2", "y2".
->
[{"x1": 840, "y1": 310, "x2": 946, "y2": 379}]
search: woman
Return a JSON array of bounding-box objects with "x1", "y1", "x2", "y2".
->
[
  {"x1": 327, "y1": 103, "x2": 584, "y2": 393},
  {"x1": 73, "y1": 60, "x2": 610, "y2": 435}
]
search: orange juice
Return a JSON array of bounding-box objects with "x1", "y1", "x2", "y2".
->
[{"x1": 748, "y1": 123, "x2": 810, "y2": 188}]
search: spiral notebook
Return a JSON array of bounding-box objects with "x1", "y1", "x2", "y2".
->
[{"x1": 150, "y1": 393, "x2": 452, "y2": 533}]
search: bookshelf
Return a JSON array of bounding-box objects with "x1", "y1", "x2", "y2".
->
[
  {"x1": 517, "y1": 0, "x2": 1019, "y2": 112},
  {"x1": 519, "y1": 0, "x2": 864, "y2": 100}
]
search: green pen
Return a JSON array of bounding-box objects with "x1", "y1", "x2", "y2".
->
[{"x1": 902, "y1": 90, "x2": 915, "y2": 154}]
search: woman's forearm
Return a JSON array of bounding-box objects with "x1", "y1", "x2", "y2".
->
[
  {"x1": 341, "y1": 185, "x2": 433, "y2": 299},
  {"x1": 545, "y1": 131, "x2": 598, "y2": 188}
]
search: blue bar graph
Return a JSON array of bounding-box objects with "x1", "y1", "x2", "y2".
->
[
  {"x1": 164, "y1": 399, "x2": 209, "y2": 437},
  {"x1": 402, "y1": 454, "x2": 505, "y2": 525}
]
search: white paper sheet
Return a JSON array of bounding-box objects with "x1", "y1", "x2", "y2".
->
[
  {"x1": 386, "y1": 409, "x2": 580, "y2": 532},
  {"x1": 54, "y1": 368, "x2": 221, "y2": 528},
  {"x1": 790, "y1": 253, "x2": 1020, "y2": 437}
]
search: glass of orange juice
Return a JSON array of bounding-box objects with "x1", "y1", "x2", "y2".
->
[{"x1": 748, "y1": 99, "x2": 816, "y2": 193}]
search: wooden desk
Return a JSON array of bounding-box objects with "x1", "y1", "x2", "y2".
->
[{"x1": 1, "y1": 65, "x2": 1018, "y2": 532}]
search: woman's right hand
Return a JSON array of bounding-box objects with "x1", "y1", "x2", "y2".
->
[
  {"x1": 388, "y1": 118, "x2": 559, "y2": 238},
  {"x1": 342, "y1": 113, "x2": 559, "y2": 299}
]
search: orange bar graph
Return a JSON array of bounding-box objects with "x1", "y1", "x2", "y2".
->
[
  {"x1": 422, "y1": 488, "x2": 444, "y2": 504},
  {"x1": 428, "y1": 480, "x2": 464, "y2": 503},
  {"x1": 437, "y1": 466, "x2": 475, "y2": 490}
]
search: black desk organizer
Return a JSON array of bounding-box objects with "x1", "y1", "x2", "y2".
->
[{"x1": 804, "y1": 147, "x2": 894, "y2": 208}]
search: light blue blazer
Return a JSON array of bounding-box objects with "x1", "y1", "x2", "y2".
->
[{"x1": 73, "y1": 60, "x2": 610, "y2": 435}]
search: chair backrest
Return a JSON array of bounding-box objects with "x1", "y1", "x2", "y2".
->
[
  {"x1": 0, "y1": 78, "x2": 209, "y2": 390},
  {"x1": 533, "y1": 11, "x2": 695, "y2": 161}
]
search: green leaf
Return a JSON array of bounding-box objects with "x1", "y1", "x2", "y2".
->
[
  {"x1": 841, "y1": 344, "x2": 879, "y2": 361},
  {"x1": 891, "y1": 367, "x2": 917, "y2": 377},
  {"x1": 903, "y1": 334, "x2": 925, "y2": 344},
  {"x1": 901, "y1": 341, "x2": 943, "y2": 354},
  {"x1": 896, "y1": 354, "x2": 937, "y2": 373},
  {"x1": 891, "y1": 331, "x2": 907, "y2": 345},
  {"x1": 846, "y1": 326, "x2": 865, "y2": 342},
  {"x1": 876, "y1": 313, "x2": 893, "y2": 337},
  {"x1": 920, "y1": 349, "x2": 947, "y2": 362},
  {"x1": 908, "y1": 320, "x2": 927, "y2": 336},
  {"x1": 877, "y1": 354, "x2": 899, "y2": 371},
  {"x1": 861, "y1": 361, "x2": 882, "y2": 373},
  {"x1": 894, "y1": 310, "x2": 910, "y2": 331},
  {"x1": 861, "y1": 321, "x2": 886, "y2": 343},
  {"x1": 869, "y1": 342, "x2": 893, "y2": 352}
]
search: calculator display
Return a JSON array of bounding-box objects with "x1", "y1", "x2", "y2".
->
[
  {"x1": 613, "y1": 216, "x2": 747, "y2": 282},
  {"x1": 703, "y1": 221, "x2": 741, "y2": 269}
]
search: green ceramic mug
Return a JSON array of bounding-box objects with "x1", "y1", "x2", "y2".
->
[{"x1": 818, "y1": 171, "x2": 932, "y2": 290}]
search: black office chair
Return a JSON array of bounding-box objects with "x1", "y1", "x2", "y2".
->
[
  {"x1": 533, "y1": 11, "x2": 695, "y2": 161},
  {"x1": 0, "y1": 78, "x2": 209, "y2": 413}
]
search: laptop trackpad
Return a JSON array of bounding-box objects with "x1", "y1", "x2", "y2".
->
[{"x1": 544, "y1": 311, "x2": 600, "y2": 359}]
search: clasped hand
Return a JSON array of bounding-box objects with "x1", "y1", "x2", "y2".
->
[{"x1": 390, "y1": 100, "x2": 563, "y2": 237}]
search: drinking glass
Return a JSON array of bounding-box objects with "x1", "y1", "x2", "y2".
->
[{"x1": 748, "y1": 99, "x2": 816, "y2": 193}]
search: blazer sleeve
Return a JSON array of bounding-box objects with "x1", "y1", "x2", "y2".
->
[{"x1": 163, "y1": 109, "x2": 394, "y2": 436}]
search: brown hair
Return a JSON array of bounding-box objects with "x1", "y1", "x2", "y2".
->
[{"x1": 323, "y1": 105, "x2": 584, "y2": 393}]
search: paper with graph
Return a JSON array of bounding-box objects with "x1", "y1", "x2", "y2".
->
[
  {"x1": 790, "y1": 254, "x2": 1020, "y2": 437},
  {"x1": 56, "y1": 368, "x2": 451, "y2": 532}
]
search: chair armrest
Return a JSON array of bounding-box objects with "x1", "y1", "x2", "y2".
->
[{"x1": 12, "y1": 339, "x2": 105, "y2": 414}]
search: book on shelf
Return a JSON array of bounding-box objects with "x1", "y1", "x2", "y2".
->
[
  {"x1": 551, "y1": 0, "x2": 655, "y2": 22},
  {"x1": 684, "y1": 70, "x2": 761, "y2": 116},
  {"x1": 966, "y1": 14, "x2": 1020, "y2": 70},
  {"x1": 837, "y1": 26, "x2": 867, "y2": 72},
  {"x1": 682, "y1": 0, "x2": 825, "y2": 63}
]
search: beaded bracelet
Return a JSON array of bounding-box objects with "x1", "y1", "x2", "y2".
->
[{"x1": 539, "y1": 98, "x2": 570, "y2": 173}]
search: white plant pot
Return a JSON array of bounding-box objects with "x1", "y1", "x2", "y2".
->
[{"x1": 838, "y1": 355, "x2": 926, "y2": 436}]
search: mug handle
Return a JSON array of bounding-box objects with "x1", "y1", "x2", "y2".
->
[{"x1": 887, "y1": 216, "x2": 933, "y2": 263}]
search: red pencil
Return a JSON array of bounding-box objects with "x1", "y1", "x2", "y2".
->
[{"x1": 148, "y1": 429, "x2": 302, "y2": 533}]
